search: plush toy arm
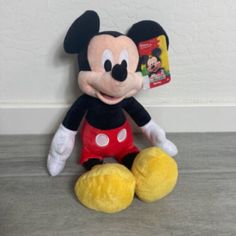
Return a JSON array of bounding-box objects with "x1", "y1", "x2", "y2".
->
[
  {"x1": 123, "y1": 97, "x2": 151, "y2": 127},
  {"x1": 47, "y1": 94, "x2": 89, "y2": 176},
  {"x1": 47, "y1": 125, "x2": 77, "y2": 176},
  {"x1": 62, "y1": 94, "x2": 90, "y2": 131},
  {"x1": 123, "y1": 97, "x2": 178, "y2": 156},
  {"x1": 140, "y1": 119, "x2": 178, "y2": 156}
]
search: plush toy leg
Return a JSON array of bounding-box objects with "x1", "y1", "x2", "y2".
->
[
  {"x1": 83, "y1": 158, "x2": 103, "y2": 170},
  {"x1": 74, "y1": 163, "x2": 136, "y2": 213},
  {"x1": 121, "y1": 152, "x2": 139, "y2": 169},
  {"x1": 131, "y1": 147, "x2": 178, "y2": 202}
]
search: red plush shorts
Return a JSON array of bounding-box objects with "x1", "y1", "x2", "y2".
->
[{"x1": 79, "y1": 120, "x2": 139, "y2": 164}]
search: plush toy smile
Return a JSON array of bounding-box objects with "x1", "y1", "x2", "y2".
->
[
  {"x1": 99, "y1": 92, "x2": 122, "y2": 101},
  {"x1": 79, "y1": 70, "x2": 143, "y2": 105},
  {"x1": 47, "y1": 10, "x2": 179, "y2": 213},
  {"x1": 97, "y1": 91, "x2": 124, "y2": 104},
  {"x1": 100, "y1": 92, "x2": 117, "y2": 100}
]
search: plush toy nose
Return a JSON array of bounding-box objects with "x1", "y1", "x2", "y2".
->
[{"x1": 111, "y1": 64, "x2": 128, "y2": 82}]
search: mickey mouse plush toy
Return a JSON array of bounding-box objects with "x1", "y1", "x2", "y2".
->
[{"x1": 47, "y1": 10, "x2": 178, "y2": 213}]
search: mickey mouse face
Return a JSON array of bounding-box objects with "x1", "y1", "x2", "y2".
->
[
  {"x1": 78, "y1": 34, "x2": 142, "y2": 105},
  {"x1": 64, "y1": 11, "x2": 169, "y2": 105},
  {"x1": 147, "y1": 56, "x2": 161, "y2": 73}
]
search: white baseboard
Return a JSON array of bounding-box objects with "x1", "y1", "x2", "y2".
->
[{"x1": 0, "y1": 103, "x2": 236, "y2": 134}]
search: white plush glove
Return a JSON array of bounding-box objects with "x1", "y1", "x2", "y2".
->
[
  {"x1": 141, "y1": 119, "x2": 178, "y2": 156},
  {"x1": 47, "y1": 124, "x2": 77, "y2": 176}
]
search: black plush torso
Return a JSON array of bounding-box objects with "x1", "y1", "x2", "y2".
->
[
  {"x1": 85, "y1": 97, "x2": 126, "y2": 130},
  {"x1": 62, "y1": 94, "x2": 151, "y2": 131}
]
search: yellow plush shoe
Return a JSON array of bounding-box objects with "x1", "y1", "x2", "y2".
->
[
  {"x1": 74, "y1": 163, "x2": 136, "y2": 213},
  {"x1": 131, "y1": 147, "x2": 178, "y2": 202}
]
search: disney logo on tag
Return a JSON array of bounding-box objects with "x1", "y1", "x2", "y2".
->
[{"x1": 139, "y1": 42, "x2": 153, "y2": 50}]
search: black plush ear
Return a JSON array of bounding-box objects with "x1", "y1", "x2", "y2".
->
[
  {"x1": 127, "y1": 20, "x2": 169, "y2": 49},
  {"x1": 152, "y1": 48, "x2": 162, "y2": 57},
  {"x1": 64, "y1": 10, "x2": 100, "y2": 54}
]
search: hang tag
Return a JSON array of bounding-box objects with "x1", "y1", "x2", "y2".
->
[{"x1": 138, "y1": 35, "x2": 171, "y2": 89}]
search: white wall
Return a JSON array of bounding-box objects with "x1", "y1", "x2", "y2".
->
[{"x1": 0, "y1": 0, "x2": 236, "y2": 134}]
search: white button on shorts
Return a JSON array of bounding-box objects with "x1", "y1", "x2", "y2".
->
[
  {"x1": 117, "y1": 128, "x2": 127, "y2": 142},
  {"x1": 95, "y1": 133, "x2": 110, "y2": 147}
]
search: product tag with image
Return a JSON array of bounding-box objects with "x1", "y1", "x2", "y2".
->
[{"x1": 138, "y1": 35, "x2": 171, "y2": 89}]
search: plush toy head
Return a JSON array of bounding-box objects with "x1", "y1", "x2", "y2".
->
[{"x1": 64, "y1": 10, "x2": 169, "y2": 105}]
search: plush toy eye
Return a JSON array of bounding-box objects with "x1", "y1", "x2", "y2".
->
[
  {"x1": 104, "y1": 60, "x2": 112, "y2": 72},
  {"x1": 121, "y1": 60, "x2": 127, "y2": 69},
  {"x1": 102, "y1": 49, "x2": 113, "y2": 72},
  {"x1": 119, "y1": 50, "x2": 129, "y2": 69}
]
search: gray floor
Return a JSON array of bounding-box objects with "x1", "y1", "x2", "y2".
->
[{"x1": 0, "y1": 133, "x2": 236, "y2": 236}]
